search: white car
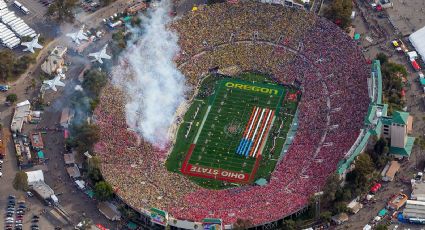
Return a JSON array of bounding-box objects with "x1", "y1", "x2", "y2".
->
[{"x1": 0, "y1": 172, "x2": 2, "y2": 177}]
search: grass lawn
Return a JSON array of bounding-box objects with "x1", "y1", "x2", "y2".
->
[{"x1": 166, "y1": 73, "x2": 299, "y2": 189}]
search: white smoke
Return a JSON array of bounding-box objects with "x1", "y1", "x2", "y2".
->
[{"x1": 113, "y1": 0, "x2": 186, "y2": 147}]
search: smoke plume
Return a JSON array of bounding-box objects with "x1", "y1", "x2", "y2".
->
[{"x1": 113, "y1": 0, "x2": 186, "y2": 147}]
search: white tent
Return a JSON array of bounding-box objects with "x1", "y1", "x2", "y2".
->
[
  {"x1": 409, "y1": 26, "x2": 425, "y2": 62},
  {"x1": 26, "y1": 170, "x2": 44, "y2": 185}
]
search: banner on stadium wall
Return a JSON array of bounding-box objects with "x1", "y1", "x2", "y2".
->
[
  {"x1": 203, "y1": 218, "x2": 222, "y2": 230},
  {"x1": 150, "y1": 208, "x2": 168, "y2": 226}
]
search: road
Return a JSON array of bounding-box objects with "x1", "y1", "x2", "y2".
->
[{"x1": 0, "y1": 1, "x2": 130, "y2": 229}]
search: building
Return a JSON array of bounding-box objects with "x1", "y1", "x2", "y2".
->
[
  {"x1": 60, "y1": 107, "x2": 73, "y2": 128},
  {"x1": 382, "y1": 161, "x2": 400, "y2": 182},
  {"x1": 403, "y1": 200, "x2": 425, "y2": 223},
  {"x1": 331, "y1": 213, "x2": 349, "y2": 225},
  {"x1": 30, "y1": 132, "x2": 44, "y2": 150},
  {"x1": 97, "y1": 202, "x2": 121, "y2": 221},
  {"x1": 66, "y1": 165, "x2": 81, "y2": 178},
  {"x1": 11, "y1": 100, "x2": 31, "y2": 133},
  {"x1": 26, "y1": 170, "x2": 58, "y2": 204},
  {"x1": 411, "y1": 183, "x2": 425, "y2": 201},
  {"x1": 387, "y1": 193, "x2": 408, "y2": 210},
  {"x1": 41, "y1": 46, "x2": 67, "y2": 75},
  {"x1": 381, "y1": 111, "x2": 415, "y2": 158},
  {"x1": 31, "y1": 181, "x2": 58, "y2": 204},
  {"x1": 126, "y1": 1, "x2": 147, "y2": 14},
  {"x1": 347, "y1": 198, "x2": 363, "y2": 214},
  {"x1": 409, "y1": 26, "x2": 425, "y2": 63},
  {"x1": 26, "y1": 170, "x2": 44, "y2": 185},
  {"x1": 64, "y1": 153, "x2": 75, "y2": 165}
]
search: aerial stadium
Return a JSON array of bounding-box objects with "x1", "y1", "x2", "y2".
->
[{"x1": 94, "y1": 1, "x2": 372, "y2": 229}]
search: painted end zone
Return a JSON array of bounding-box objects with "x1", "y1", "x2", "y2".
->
[
  {"x1": 183, "y1": 164, "x2": 251, "y2": 183},
  {"x1": 181, "y1": 143, "x2": 260, "y2": 184}
]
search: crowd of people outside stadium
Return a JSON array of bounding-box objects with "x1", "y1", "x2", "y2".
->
[{"x1": 94, "y1": 2, "x2": 370, "y2": 226}]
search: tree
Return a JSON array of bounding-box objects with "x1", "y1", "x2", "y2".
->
[
  {"x1": 324, "y1": 0, "x2": 353, "y2": 29},
  {"x1": 320, "y1": 211, "x2": 332, "y2": 222},
  {"x1": 6, "y1": 94, "x2": 17, "y2": 103},
  {"x1": 71, "y1": 122, "x2": 100, "y2": 154},
  {"x1": 99, "y1": 0, "x2": 116, "y2": 6},
  {"x1": 355, "y1": 154, "x2": 374, "y2": 176},
  {"x1": 346, "y1": 154, "x2": 375, "y2": 193},
  {"x1": 88, "y1": 156, "x2": 103, "y2": 183},
  {"x1": 374, "y1": 138, "x2": 388, "y2": 155},
  {"x1": 232, "y1": 218, "x2": 253, "y2": 230},
  {"x1": 82, "y1": 69, "x2": 108, "y2": 98},
  {"x1": 13, "y1": 171, "x2": 29, "y2": 191},
  {"x1": 323, "y1": 173, "x2": 340, "y2": 203},
  {"x1": 375, "y1": 224, "x2": 388, "y2": 230},
  {"x1": 376, "y1": 53, "x2": 388, "y2": 65},
  {"x1": 119, "y1": 205, "x2": 138, "y2": 220},
  {"x1": 333, "y1": 201, "x2": 348, "y2": 214},
  {"x1": 46, "y1": 0, "x2": 78, "y2": 23},
  {"x1": 94, "y1": 181, "x2": 114, "y2": 201},
  {"x1": 0, "y1": 50, "x2": 15, "y2": 82},
  {"x1": 207, "y1": 0, "x2": 226, "y2": 5},
  {"x1": 13, "y1": 55, "x2": 35, "y2": 75},
  {"x1": 282, "y1": 219, "x2": 296, "y2": 230}
]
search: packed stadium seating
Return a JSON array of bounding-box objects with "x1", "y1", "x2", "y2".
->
[{"x1": 94, "y1": 2, "x2": 369, "y2": 226}]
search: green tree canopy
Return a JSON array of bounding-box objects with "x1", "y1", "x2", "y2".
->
[
  {"x1": 6, "y1": 94, "x2": 17, "y2": 103},
  {"x1": 323, "y1": 173, "x2": 340, "y2": 204},
  {"x1": 0, "y1": 50, "x2": 35, "y2": 82},
  {"x1": 282, "y1": 219, "x2": 296, "y2": 230},
  {"x1": 324, "y1": 0, "x2": 353, "y2": 29},
  {"x1": 70, "y1": 121, "x2": 100, "y2": 154},
  {"x1": 94, "y1": 181, "x2": 114, "y2": 201},
  {"x1": 99, "y1": 0, "x2": 116, "y2": 6},
  {"x1": 82, "y1": 69, "x2": 108, "y2": 98},
  {"x1": 233, "y1": 219, "x2": 253, "y2": 230},
  {"x1": 88, "y1": 156, "x2": 103, "y2": 183},
  {"x1": 374, "y1": 138, "x2": 388, "y2": 155},
  {"x1": 376, "y1": 53, "x2": 388, "y2": 65},
  {"x1": 46, "y1": 0, "x2": 78, "y2": 23},
  {"x1": 0, "y1": 50, "x2": 14, "y2": 82},
  {"x1": 13, "y1": 171, "x2": 29, "y2": 191},
  {"x1": 355, "y1": 154, "x2": 374, "y2": 176},
  {"x1": 375, "y1": 224, "x2": 388, "y2": 230}
]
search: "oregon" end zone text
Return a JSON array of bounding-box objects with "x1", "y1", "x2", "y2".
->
[{"x1": 225, "y1": 82, "x2": 279, "y2": 95}]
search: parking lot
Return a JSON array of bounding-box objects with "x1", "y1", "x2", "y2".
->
[{"x1": 386, "y1": 0, "x2": 425, "y2": 36}]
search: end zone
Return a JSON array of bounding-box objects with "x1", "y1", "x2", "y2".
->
[{"x1": 180, "y1": 143, "x2": 260, "y2": 183}]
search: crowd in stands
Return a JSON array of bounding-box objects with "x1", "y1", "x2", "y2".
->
[{"x1": 94, "y1": 2, "x2": 370, "y2": 226}]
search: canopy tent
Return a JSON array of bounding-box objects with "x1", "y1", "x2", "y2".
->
[
  {"x1": 410, "y1": 26, "x2": 425, "y2": 62},
  {"x1": 37, "y1": 151, "x2": 44, "y2": 159},
  {"x1": 411, "y1": 60, "x2": 421, "y2": 71},
  {"x1": 354, "y1": 33, "x2": 361, "y2": 40},
  {"x1": 255, "y1": 178, "x2": 268, "y2": 186},
  {"x1": 378, "y1": 208, "x2": 388, "y2": 217},
  {"x1": 127, "y1": 222, "x2": 138, "y2": 230}
]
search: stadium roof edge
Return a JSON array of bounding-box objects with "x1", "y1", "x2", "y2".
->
[{"x1": 337, "y1": 59, "x2": 384, "y2": 175}]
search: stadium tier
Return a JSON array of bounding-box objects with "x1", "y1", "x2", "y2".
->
[{"x1": 95, "y1": 1, "x2": 370, "y2": 227}]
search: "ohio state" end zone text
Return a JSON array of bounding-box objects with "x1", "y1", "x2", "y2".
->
[{"x1": 183, "y1": 164, "x2": 251, "y2": 183}]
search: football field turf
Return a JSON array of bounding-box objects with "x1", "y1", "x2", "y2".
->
[{"x1": 167, "y1": 74, "x2": 299, "y2": 188}]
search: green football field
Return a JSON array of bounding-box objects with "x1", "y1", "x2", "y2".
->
[{"x1": 166, "y1": 73, "x2": 299, "y2": 189}]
